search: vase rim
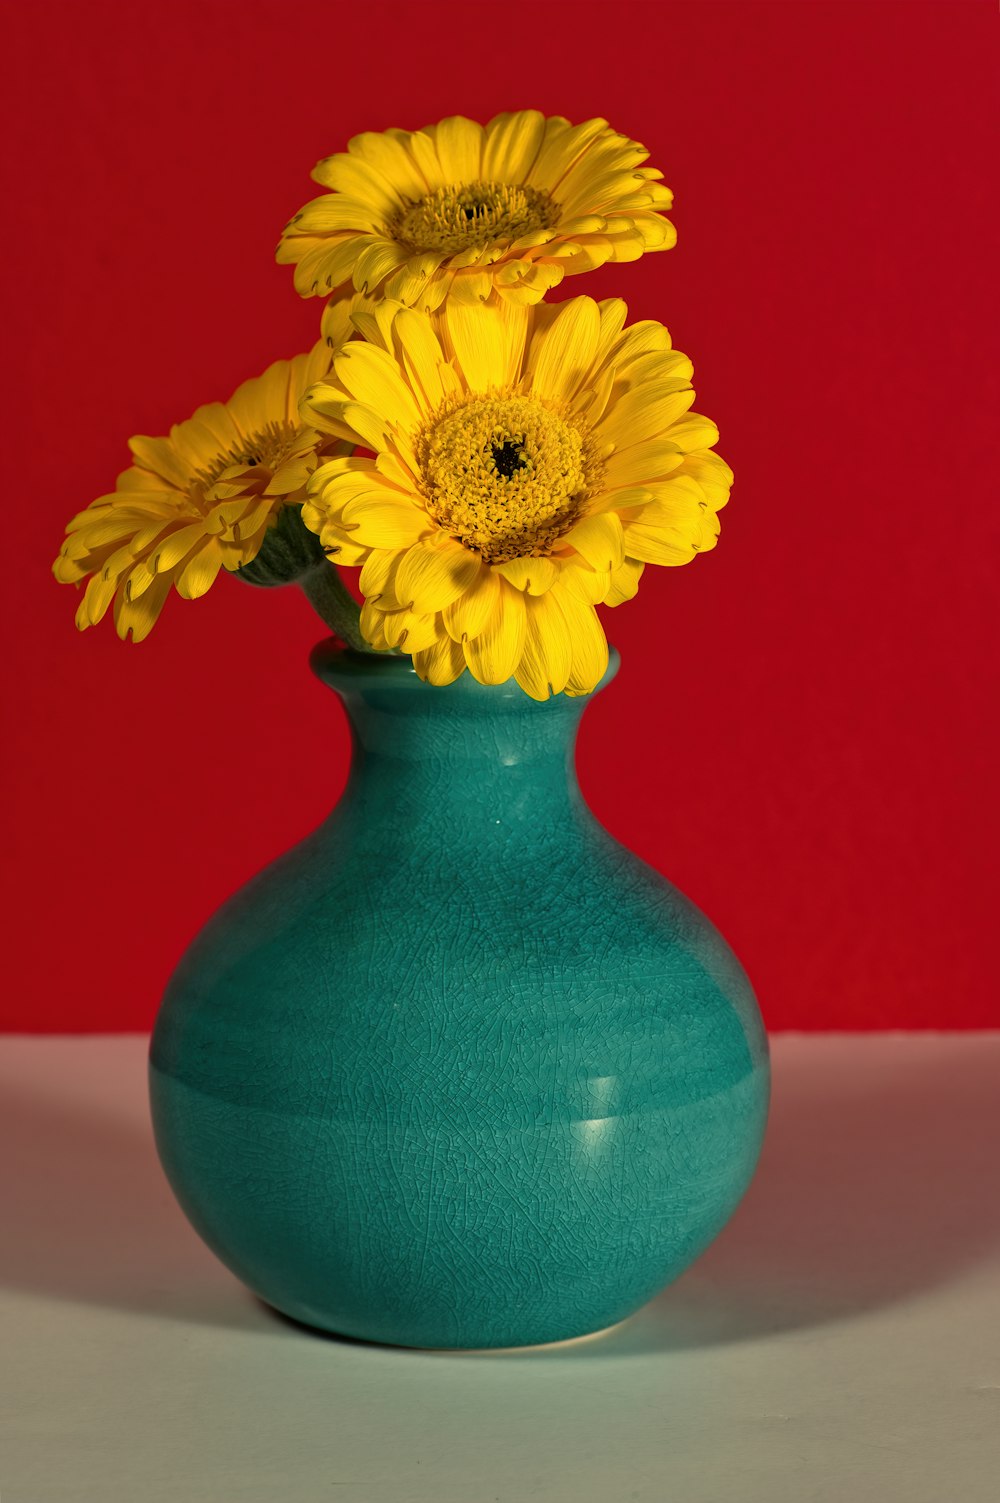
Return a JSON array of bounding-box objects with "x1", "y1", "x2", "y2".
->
[{"x1": 309, "y1": 639, "x2": 620, "y2": 703}]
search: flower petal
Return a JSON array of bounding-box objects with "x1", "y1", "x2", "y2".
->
[
  {"x1": 603, "y1": 440, "x2": 687, "y2": 489},
  {"x1": 413, "y1": 633, "x2": 466, "y2": 687},
  {"x1": 341, "y1": 495, "x2": 432, "y2": 548},
  {"x1": 333, "y1": 343, "x2": 422, "y2": 434},
  {"x1": 514, "y1": 589, "x2": 573, "y2": 699},
  {"x1": 529, "y1": 296, "x2": 602, "y2": 403},
  {"x1": 383, "y1": 253, "x2": 448, "y2": 308},
  {"x1": 428, "y1": 114, "x2": 484, "y2": 183},
  {"x1": 557, "y1": 562, "x2": 611, "y2": 605},
  {"x1": 462, "y1": 580, "x2": 527, "y2": 685},
  {"x1": 664, "y1": 412, "x2": 722, "y2": 453},
  {"x1": 394, "y1": 535, "x2": 484, "y2": 613},
  {"x1": 492, "y1": 556, "x2": 559, "y2": 595},
  {"x1": 561, "y1": 512, "x2": 625, "y2": 572},
  {"x1": 552, "y1": 589, "x2": 609, "y2": 696},
  {"x1": 392, "y1": 308, "x2": 449, "y2": 414},
  {"x1": 604, "y1": 559, "x2": 645, "y2": 607},
  {"x1": 676, "y1": 450, "x2": 734, "y2": 508},
  {"x1": 352, "y1": 238, "x2": 412, "y2": 295},
  {"x1": 127, "y1": 436, "x2": 191, "y2": 491},
  {"x1": 359, "y1": 547, "x2": 405, "y2": 606},
  {"x1": 619, "y1": 476, "x2": 719, "y2": 563},
  {"x1": 443, "y1": 300, "x2": 528, "y2": 392},
  {"x1": 482, "y1": 110, "x2": 547, "y2": 182},
  {"x1": 148, "y1": 523, "x2": 210, "y2": 575},
  {"x1": 595, "y1": 383, "x2": 696, "y2": 449},
  {"x1": 346, "y1": 130, "x2": 428, "y2": 203},
  {"x1": 443, "y1": 567, "x2": 502, "y2": 640},
  {"x1": 175, "y1": 540, "x2": 224, "y2": 600},
  {"x1": 113, "y1": 574, "x2": 172, "y2": 642},
  {"x1": 309, "y1": 154, "x2": 402, "y2": 220}
]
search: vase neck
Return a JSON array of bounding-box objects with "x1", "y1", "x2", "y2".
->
[{"x1": 311, "y1": 643, "x2": 617, "y2": 831}]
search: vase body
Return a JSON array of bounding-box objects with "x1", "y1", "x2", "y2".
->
[{"x1": 150, "y1": 643, "x2": 769, "y2": 1349}]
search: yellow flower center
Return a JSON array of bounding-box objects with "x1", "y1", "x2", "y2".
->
[
  {"x1": 194, "y1": 420, "x2": 299, "y2": 491},
  {"x1": 419, "y1": 395, "x2": 599, "y2": 563},
  {"x1": 393, "y1": 182, "x2": 557, "y2": 254}
]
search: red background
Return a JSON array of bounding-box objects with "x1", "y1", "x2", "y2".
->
[{"x1": 2, "y1": 0, "x2": 996, "y2": 1032}]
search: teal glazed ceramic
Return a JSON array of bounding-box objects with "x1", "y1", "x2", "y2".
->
[{"x1": 150, "y1": 642, "x2": 769, "y2": 1348}]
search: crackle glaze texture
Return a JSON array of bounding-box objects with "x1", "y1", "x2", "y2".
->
[{"x1": 149, "y1": 643, "x2": 769, "y2": 1349}]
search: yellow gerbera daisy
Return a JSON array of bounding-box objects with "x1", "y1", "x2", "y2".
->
[
  {"x1": 54, "y1": 343, "x2": 341, "y2": 640},
  {"x1": 300, "y1": 296, "x2": 732, "y2": 699},
  {"x1": 278, "y1": 111, "x2": 675, "y2": 310}
]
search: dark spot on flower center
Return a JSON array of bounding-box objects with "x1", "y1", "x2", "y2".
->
[
  {"x1": 490, "y1": 437, "x2": 528, "y2": 479},
  {"x1": 392, "y1": 182, "x2": 558, "y2": 255}
]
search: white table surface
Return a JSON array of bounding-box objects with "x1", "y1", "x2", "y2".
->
[{"x1": 1, "y1": 1034, "x2": 998, "y2": 1503}]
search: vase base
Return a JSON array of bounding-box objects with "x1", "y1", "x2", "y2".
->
[
  {"x1": 424, "y1": 1315, "x2": 634, "y2": 1356},
  {"x1": 262, "y1": 1299, "x2": 634, "y2": 1353}
]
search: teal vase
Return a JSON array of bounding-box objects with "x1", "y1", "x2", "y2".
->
[{"x1": 149, "y1": 642, "x2": 769, "y2": 1349}]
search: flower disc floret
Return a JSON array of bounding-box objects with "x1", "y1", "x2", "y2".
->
[
  {"x1": 191, "y1": 419, "x2": 299, "y2": 489},
  {"x1": 420, "y1": 394, "x2": 597, "y2": 564},
  {"x1": 393, "y1": 183, "x2": 558, "y2": 256}
]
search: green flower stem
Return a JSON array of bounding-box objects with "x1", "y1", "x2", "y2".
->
[
  {"x1": 299, "y1": 562, "x2": 377, "y2": 653},
  {"x1": 234, "y1": 503, "x2": 387, "y2": 656}
]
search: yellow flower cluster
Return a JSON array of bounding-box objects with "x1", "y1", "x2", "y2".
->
[{"x1": 56, "y1": 110, "x2": 731, "y2": 696}]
